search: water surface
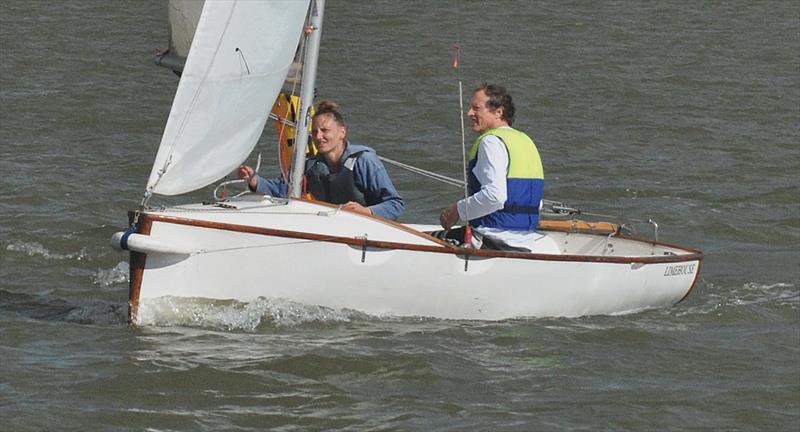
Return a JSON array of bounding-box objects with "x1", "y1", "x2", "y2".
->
[{"x1": 1, "y1": 1, "x2": 798, "y2": 430}]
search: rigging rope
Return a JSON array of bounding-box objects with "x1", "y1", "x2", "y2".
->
[
  {"x1": 377, "y1": 156, "x2": 463, "y2": 187},
  {"x1": 377, "y1": 155, "x2": 656, "y2": 224},
  {"x1": 276, "y1": 27, "x2": 307, "y2": 182}
]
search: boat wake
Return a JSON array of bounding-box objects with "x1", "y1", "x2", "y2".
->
[
  {"x1": 134, "y1": 280, "x2": 798, "y2": 331},
  {"x1": 674, "y1": 280, "x2": 798, "y2": 318},
  {"x1": 136, "y1": 296, "x2": 376, "y2": 331},
  {"x1": 725, "y1": 282, "x2": 798, "y2": 307},
  {"x1": 6, "y1": 240, "x2": 87, "y2": 261},
  {"x1": 92, "y1": 261, "x2": 129, "y2": 287},
  {"x1": 3, "y1": 279, "x2": 793, "y2": 332}
]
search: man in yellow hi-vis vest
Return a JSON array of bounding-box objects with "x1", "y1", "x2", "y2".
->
[{"x1": 439, "y1": 83, "x2": 545, "y2": 251}]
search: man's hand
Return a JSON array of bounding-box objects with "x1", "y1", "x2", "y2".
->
[
  {"x1": 342, "y1": 201, "x2": 373, "y2": 217},
  {"x1": 439, "y1": 203, "x2": 459, "y2": 229},
  {"x1": 238, "y1": 165, "x2": 257, "y2": 190}
]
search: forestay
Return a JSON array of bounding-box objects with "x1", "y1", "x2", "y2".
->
[{"x1": 146, "y1": 0, "x2": 310, "y2": 195}]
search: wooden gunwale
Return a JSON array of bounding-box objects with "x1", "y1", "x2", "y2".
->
[
  {"x1": 127, "y1": 209, "x2": 704, "y2": 322},
  {"x1": 139, "y1": 212, "x2": 704, "y2": 264},
  {"x1": 679, "y1": 258, "x2": 704, "y2": 303}
]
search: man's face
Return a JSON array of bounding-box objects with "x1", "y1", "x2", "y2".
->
[
  {"x1": 467, "y1": 90, "x2": 504, "y2": 133},
  {"x1": 312, "y1": 114, "x2": 346, "y2": 156}
]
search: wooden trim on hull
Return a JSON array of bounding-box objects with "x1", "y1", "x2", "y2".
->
[
  {"x1": 539, "y1": 219, "x2": 618, "y2": 234},
  {"x1": 127, "y1": 213, "x2": 152, "y2": 324},
  {"x1": 291, "y1": 198, "x2": 617, "y2": 241},
  {"x1": 126, "y1": 211, "x2": 704, "y2": 322},
  {"x1": 678, "y1": 257, "x2": 704, "y2": 304},
  {"x1": 138, "y1": 212, "x2": 704, "y2": 264},
  {"x1": 297, "y1": 197, "x2": 457, "y2": 247}
]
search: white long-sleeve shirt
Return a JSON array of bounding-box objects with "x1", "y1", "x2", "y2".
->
[
  {"x1": 456, "y1": 133, "x2": 508, "y2": 222},
  {"x1": 456, "y1": 128, "x2": 552, "y2": 252}
]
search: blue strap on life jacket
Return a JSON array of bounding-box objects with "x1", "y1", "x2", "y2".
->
[{"x1": 502, "y1": 203, "x2": 540, "y2": 214}]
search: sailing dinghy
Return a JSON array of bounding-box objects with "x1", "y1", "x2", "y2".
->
[{"x1": 112, "y1": 0, "x2": 703, "y2": 324}]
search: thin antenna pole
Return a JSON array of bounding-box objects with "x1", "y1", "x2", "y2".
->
[
  {"x1": 451, "y1": 1, "x2": 472, "y2": 248},
  {"x1": 453, "y1": 43, "x2": 473, "y2": 247},
  {"x1": 456, "y1": 75, "x2": 469, "y2": 218}
]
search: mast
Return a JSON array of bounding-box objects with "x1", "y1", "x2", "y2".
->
[{"x1": 289, "y1": 0, "x2": 325, "y2": 198}]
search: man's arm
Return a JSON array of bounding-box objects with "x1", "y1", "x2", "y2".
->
[
  {"x1": 354, "y1": 152, "x2": 405, "y2": 220},
  {"x1": 456, "y1": 135, "x2": 508, "y2": 221},
  {"x1": 239, "y1": 165, "x2": 289, "y2": 197},
  {"x1": 254, "y1": 176, "x2": 289, "y2": 197}
]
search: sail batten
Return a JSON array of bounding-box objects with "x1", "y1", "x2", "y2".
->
[{"x1": 146, "y1": 0, "x2": 310, "y2": 196}]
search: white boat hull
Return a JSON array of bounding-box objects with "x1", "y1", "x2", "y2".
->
[{"x1": 116, "y1": 196, "x2": 702, "y2": 323}]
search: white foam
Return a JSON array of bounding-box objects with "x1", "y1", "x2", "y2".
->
[
  {"x1": 6, "y1": 241, "x2": 87, "y2": 260},
  {"x1": 92, "y1": 262, "x2": 129, "y2": 287},
  {"x1": 676, "y1": 281, "x2": 798, "y2": 316},
  {"x1": 732, "y1": 282, "x2": 798, "y2": 306},
  {"x1": 136, "y1": 296, "x2": 364, "y2": 331}
]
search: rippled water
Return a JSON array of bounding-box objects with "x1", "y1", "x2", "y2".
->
[{"x1": 1, "y1": 1, "x2": 798, "y2": 430}]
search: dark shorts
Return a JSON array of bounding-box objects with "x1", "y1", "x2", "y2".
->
[{"x1": 427, "y1": 226, "x2": 529, "y2": 252}]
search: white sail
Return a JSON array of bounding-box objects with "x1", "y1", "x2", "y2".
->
[{"x1": 146, "y1": 0, "x2": 310, "y2": 196}]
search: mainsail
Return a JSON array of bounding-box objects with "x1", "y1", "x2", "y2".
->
[{"x1": 146, "y1": 0, "x2": 310, "y2": 196}]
